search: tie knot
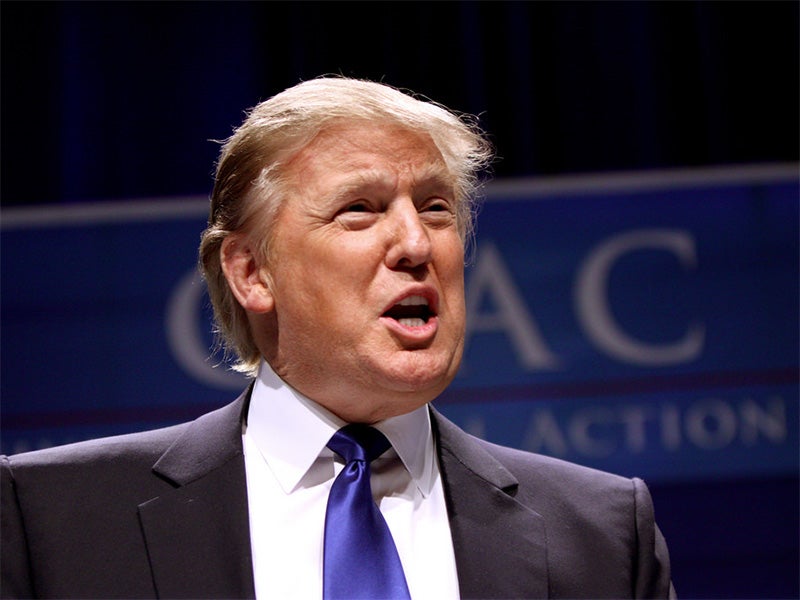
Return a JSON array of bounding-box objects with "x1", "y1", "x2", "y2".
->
[{"x1": 327, "y1": 424, "x2": 391, "y2": 464}]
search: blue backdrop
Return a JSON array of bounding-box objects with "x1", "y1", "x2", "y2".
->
[{"x1": 4, "y1": 166, "x2": 798, "y2": 479}]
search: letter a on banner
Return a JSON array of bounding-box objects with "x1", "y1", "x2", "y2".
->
[{"x1": 465, "y1": 242, "x2": 560, "y2": 370}]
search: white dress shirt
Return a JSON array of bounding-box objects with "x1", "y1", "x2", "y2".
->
[{"x1": 242, "y1": 360, "x2": 460, "y2": 599}]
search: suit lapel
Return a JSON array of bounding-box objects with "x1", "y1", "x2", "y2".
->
[
  {"x1": 138, "y1": 392, "x2": 256, "y2": 599},
  {"x1": 432, "y1": 408, "x2": 549, "y2": 599}
]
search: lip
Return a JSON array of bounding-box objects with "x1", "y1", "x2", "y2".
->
[{"x1": 380, "y1": 286, "x2": 440, "y2": 343}]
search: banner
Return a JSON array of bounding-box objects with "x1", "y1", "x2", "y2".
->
[{"x1": 2, "y1": 164, "x2": 797, "y2": 483}]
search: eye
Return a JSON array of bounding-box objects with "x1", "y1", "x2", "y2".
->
[
  {"x1": 334, "y1": 200, "x2": 379, "y2": 230},
  {"x1": 343, "y1": 201, "x2": 371, "y2": 213},
  {"x1": 421, "y1": 197, "x2": 455, "y2": 215}
]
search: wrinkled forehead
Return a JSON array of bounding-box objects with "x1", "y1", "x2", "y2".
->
[{"x1": 282, "y1": 119, "x2": 457, "y2": 193}]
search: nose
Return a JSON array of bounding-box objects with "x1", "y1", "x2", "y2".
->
[{"x1": 384, "y1": 199, "x2": 433, "y2": 270}]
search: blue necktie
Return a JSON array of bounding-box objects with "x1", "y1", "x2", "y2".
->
[{"x1": 323, "y1": 424, "x2": 411, "y2": 600}]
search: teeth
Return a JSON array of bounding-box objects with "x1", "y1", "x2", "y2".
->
[
  {"x1": 385, "y1": 295, "x2": 433, "y2": 327},
  {"x1": 397, "y1": 295, "x2": 428, "y2": 307},
  {"x1": 397, "y1": 318, "x2": 426, "y2": 327}
]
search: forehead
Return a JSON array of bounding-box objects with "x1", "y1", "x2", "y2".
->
[{"x1": 283, "y1": 121, "x2": 454, "y2": 190}]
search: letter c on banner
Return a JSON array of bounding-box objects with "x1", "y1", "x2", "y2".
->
[
  {"x1": 574, "y1": 229, "x2": 705, "y2": 366},
  {"x1": 165, "y1": 269, "x2": 247, "y2": 390}
]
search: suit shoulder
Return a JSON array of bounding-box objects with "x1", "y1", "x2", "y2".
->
[
  {"x1": 3, "y1": 421, "x2": 190, "y2": 470},
  {"x1": 467, "y1": 433, "x2": 650, "y2": 556},
  {"x1": 479, "y1": 440, "x2": 630, "y2": 484},
  {"x1": 475, "y1": 435, "x2": 632, "y2": 490}
]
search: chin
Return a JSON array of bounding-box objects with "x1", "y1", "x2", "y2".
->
[
  {"x1": 377, "y1": 361, "x2": 457, "y2": 399},
  {"x1": 358, "y1": 344, "x2": 463, "y2": 403}
]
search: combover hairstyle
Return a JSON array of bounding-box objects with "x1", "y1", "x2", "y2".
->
[{"x1": 199, "y1": 76, "x2": 494, "y2": 375}]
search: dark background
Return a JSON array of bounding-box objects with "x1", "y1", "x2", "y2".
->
[
  {"x1": 2, "y1": 2, "x2": 798, "y2": 598},
  {"x1": 2, "y1": 1, "x2": 798, "y2": 205}
]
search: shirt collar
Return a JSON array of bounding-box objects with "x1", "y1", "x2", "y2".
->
[{"x1": 245, "y1": 359, "x2": 436, "y2": 497}]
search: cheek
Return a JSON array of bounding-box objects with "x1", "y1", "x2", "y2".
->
[
  {"x1": 276, "y1": 267, "x2": 369, "y2": 334},
  {"x1": 439, "y1": 245, "x2": 466, "y2": 293},
  {"x1": 440, "y1": 252, "x2": 467, "y2": 333}
]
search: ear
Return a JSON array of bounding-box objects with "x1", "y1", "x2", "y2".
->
[{"x1": 220, "y1": 235, "x2": 275, "y2": 314}]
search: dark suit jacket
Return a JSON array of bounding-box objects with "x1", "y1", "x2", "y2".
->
[{"x1": 1, "y1": 391, "x2": 675, "y2": 599}]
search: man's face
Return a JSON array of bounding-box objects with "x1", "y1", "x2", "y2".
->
[{"x1": 258, "y1": 122, "x2": 466, "y2": 423}]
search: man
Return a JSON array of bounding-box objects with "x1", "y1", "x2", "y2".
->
[{"x1": 1, "y1": 77, "x2": 675, "y2": 599}]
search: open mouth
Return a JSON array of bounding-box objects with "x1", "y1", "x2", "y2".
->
[{"x1": 383, "y1": 295, "x2": 435, "y2": 328}]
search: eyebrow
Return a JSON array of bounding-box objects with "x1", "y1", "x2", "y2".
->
[
  {"x1": 332, "y1": 164, "x2": 455, "y2": 197},
  {"x1": 412, "y1": 165, "x2": 457, "y2": 194}
]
